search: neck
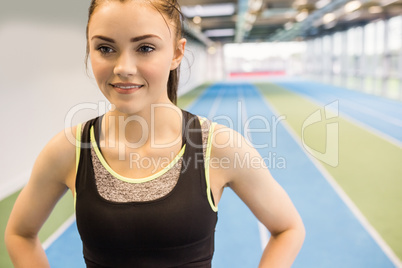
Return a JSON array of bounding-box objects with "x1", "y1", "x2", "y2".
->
[{"x1": 101, "y1": 103, "x2": 183, "y2": 150}]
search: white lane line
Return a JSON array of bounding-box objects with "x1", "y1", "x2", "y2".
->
[
  {"x1": 258, "y1": 89, "x2": 402, "y2": 268},
  {"x1": 278, "y1": 80, "x2": 402, "y2": 127},
  {"x1": 334, "y1": 98, "x2": 402, "y2": 127},
  {"x1": 238, "y1": 87, "x2": 270, "y2": 250},
  {"x1": 287, "y1": 90, "x2": 402, "y2": 148},
  {"x1": 257, "y1": 222, "x2": 270, "y2": 250},
  {"x1": 207, "y1": 86, "x2": 225, "y2": 120},
  {"x1": 339, "y1": 109, "x2": 402, "y2": 148},
  {"x1": 299, "y1": 87, "x2": 402, "y2": 127},
  {"x1": 42, "y1": 214, "x2": 76, "y2": 250},
  {"x1": 184, "y1": 84, "x2": 213, "y2": 112}
]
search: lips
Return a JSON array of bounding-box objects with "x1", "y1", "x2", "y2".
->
[{"x1": 110, "y1": 83, "x2": 143, "y2": 94}]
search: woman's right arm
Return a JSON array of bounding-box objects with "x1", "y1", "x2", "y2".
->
[{"x1": 4, "y1": 126, "x2": 77, "y2": 267}]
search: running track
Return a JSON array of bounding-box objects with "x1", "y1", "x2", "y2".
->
[{"x1": 45, "y1": 81, "x2": 398, "y2": 267}]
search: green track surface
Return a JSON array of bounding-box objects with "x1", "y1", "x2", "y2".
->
[
  {"x1": 255, "y1": 82, "x2": 402, "y2": 261},
  {"x1": 0, "y1": 83, "x2": 210, "y2": 267},
  {"x1": 0, "y1": 191, "x2": 20, "y2": 267}
]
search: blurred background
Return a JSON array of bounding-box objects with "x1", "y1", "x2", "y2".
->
[{"x1": 1, "y1": 0, "x2": 401, "y2": 267}]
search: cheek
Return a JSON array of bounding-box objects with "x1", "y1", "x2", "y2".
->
[
  {"x1": 90, "y1": 55, "x2": 111, "y2": 84},
  {"x1": 141, "y1": 56, "x2": 172, "y2": 82}
]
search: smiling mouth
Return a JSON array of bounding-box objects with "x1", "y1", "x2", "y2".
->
[
  {"x1": 110, "y1": 83, "x2": 143, "y2": 89},
  {"x1": 110, "y1": 83, "x2": 144, "y2": 94}
]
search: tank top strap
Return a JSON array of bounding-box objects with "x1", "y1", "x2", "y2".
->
[
  {"x1": 75, "y1": 116, "x2": 100, "y2": 199},
  {"x1": 181, "y1": 110, "x2": 209, "y2": 196}
]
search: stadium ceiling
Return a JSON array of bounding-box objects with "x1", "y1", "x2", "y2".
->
[{"x1": 179, "y1": 0, "x2": 402, "y2": 45}]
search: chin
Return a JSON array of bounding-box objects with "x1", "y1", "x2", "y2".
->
[
  {"x1": 113, "y1": 100, "x2": 152, "y2": 116},
  {"x1": 114, "y1": 105, "x2": 144, "y2": 116}
]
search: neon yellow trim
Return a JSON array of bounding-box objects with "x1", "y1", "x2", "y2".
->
[
  {"x1": 74, "y1": 189, "x2": 77, "y2": 212},
  {"x1": 205, "y1": 122, "x2": 218, "y2": 212},
  {"x1": 74, "y1": 123, "x2": 82, "y2": 212},
  {"x1": 75, "y1": 123, "x2": 82, "y2": 172},
  {"x1": 90, "y1": 126, "x2": 186, "y2": 184},
  {"x1": 198, "y1": 116, "x2": 207, "y2": 125}
]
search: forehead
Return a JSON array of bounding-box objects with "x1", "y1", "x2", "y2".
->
[{"x1": 88, "y1": 1, "x2": 172, "y2": 40}]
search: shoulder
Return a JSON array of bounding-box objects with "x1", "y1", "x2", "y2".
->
[
  {"x1": 33, "y1": 125, "x2": 81, "y2": 185},
  {"x1": 211, "y1": 124, "x2": 252, "y2": 154},
  {"x1": 209, "y1": 124, "x2": 260, "y2": 183},
  {"x1": 46, "y1": 126, "x2": 80, "y2": 157}
]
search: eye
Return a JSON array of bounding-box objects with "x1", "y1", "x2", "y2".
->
[
  {"x1": 138, "y1": 45, "x2": 155, "y2": 54},
  {"x1": 96, "y1": 46, "x2": 115, "y2": 55}
]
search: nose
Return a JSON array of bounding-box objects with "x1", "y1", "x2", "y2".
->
[{"x1": 113, "y1": 51, "x2": 137, "y2": 78}]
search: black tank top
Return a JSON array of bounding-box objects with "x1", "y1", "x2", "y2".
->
[{"x1": 75, "y1": 110, "x2": 218, "y2": 267}]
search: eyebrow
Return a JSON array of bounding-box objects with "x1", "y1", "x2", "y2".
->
[{"x1": 91, "y1": 34, "x2": 162, "y2": 43}]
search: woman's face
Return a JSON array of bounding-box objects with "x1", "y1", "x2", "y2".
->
[{"x1": 88, "y1": 1, "x2": 186, "y2": 115}]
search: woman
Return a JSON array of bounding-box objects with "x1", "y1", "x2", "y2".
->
[{"x1": 5, "y1": 0, "x2": 305, "y2": 267}]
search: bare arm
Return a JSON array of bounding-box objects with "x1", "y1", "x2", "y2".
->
[
  {"x1": 4, "y1": 127, "x2": 77, "y2": 267},
  {"x1": 210, "y1": 125, "x2": 305, "y2": 267}
]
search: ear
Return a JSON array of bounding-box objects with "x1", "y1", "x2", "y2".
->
[{"x1": 170, "y1": 38, "x2": 187, "y2": 70}]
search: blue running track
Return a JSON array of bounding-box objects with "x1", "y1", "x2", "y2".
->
[{"x1": 45, "y1": 82, "x2": 396, "y2": 267}]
